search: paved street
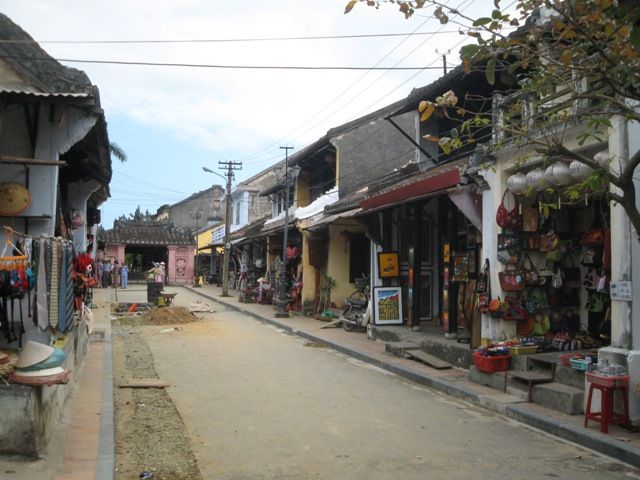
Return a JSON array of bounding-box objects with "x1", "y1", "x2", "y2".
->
[{"x1": 133, "y1": 287, "x2": 638, "y2": 480}]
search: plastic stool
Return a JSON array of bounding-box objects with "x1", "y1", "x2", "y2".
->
[{"x1": 584, "y1": 372, "x2": 630, "y2": 433}]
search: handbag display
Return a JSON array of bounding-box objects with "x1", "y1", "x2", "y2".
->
[
  {"x1": 522, "y1": 234, "x2": 541, "y2": 251},
  {"x1": 498, "y1": 263, "x2": 525, "y2": 292},
  {"x1": 586, "y1": 291, "x2": 606, "y2": 313},
  {"x1": 497, "y1": 233, "x2": 521, "y2": 264},
  {"x1": 496, "y1": 190, "x2": 522, "y2": 231},
  {"x1": 562, "y1": 255, "x2": 581, "y2": 289},
  {"x1": 520, "y1": 253, "x2": 540, "y2": 286},
  {"x1": 476, "y1": 259, "x2": 489, "y2": 294}
]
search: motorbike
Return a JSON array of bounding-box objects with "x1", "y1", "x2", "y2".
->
[{"x1": 341, "y1": 278, "x2": 371, "y2": 333}]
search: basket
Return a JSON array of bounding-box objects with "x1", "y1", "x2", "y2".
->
[
  {"x1": 560, "y1": 353, "x2": 584, "y2": 367},
  {"x1": 473, "y1": 351, "x2": 511, "y2": 373},
  {"x1": 570, "y1": 358, "x2": 590, "y2": 371},
  {"x1": 508, "y1": 345, "x2": 538, "y2": 356}
]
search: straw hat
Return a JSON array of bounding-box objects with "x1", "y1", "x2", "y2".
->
[
  {"x1": 16, "y1": 340, "x2": 55, "y2": 368},
  {"x1": 16, "y1": 348, "x2": 65, "y2": 372},
  {"x1": 0, "y1": 182, "x2": 31, "y2": 216},
  {"x1": 13, "y1": 366, "x2": 64, "y2": 377}
]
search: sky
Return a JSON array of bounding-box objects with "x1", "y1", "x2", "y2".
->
[{"x1": 0, "y1": 0, "x2": 502, "y2": 228}]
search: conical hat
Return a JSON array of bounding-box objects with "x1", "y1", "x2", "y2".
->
[
  {"x1": 16, "y1": 340, "x2": 55, "y2": 368},
  {"x1": 0, "y1": 182, "x2": 31, "y2": 216},
  {"x1": 13, "y1": 366, "x2": 64, "y2": 377},
  {"x1": 16, "y1": 348, "x2": 65, "y2": 372}
]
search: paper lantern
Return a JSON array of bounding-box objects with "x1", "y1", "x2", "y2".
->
[
  {"x1": 546, "y1": 162, "x2": 572, "y2": 186},
  {"x1": 526, "y1": 168, "x2": 547, "y2": 191},
  {"x1": 594, "y1": 150, "x2": 609, "y2": 166},
  {"x1": 506, "y1": 172, "x2": 528, "y2": 195},
  {"x1": 569, "y1": 160, "x2": 593, "y2": 181}
]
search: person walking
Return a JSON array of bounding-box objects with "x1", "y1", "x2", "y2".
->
[
  {"x1": 95, "y1": 260, "x2": 103, "y2": 288},
  {"x1": 103, "y1": 260, "x2": 113, "y2": 288},
  {"x1": 120, "y1": 263, "x2": 129, "y2": 289}
]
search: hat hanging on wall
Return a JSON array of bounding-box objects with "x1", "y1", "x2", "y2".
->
[
  {"x1": 16, "y1": 340, "x2": 55, "y2": 369},
  {"x1": 0, "y1": 182, "x2": 31, "y2": 216}
]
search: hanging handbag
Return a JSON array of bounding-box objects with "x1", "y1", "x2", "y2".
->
[
  {"x1": 520, "y1": 253, "x2": 540, "y2": 286},
  {"x1": 504, "y1": 295, "x2": 529, "y2": 321},
  {"x1": 521, "y1": 204, "x2": 539, "y2": 232},
  {"x1": 580, "y1": 229, "x2": 605, "y2": 247},
  {"x1": 586, "y1": 291, "x2": 606, "y2": 313},
  {"x1": 553, "y1": 207, "x2": 571, "y2": 234},
  {"x1": 582, "y1": 268, "x2": 600, "y2": 291},
  {"x1": 581, "y1": 248, "x2": 602, "y2": 267},
  {"x1": 551, "y1": 267, "x2": 563, "y2": 289},
  {"x1": 476, "y1": 259, "x2": 489, "y2": 294},
  {"x1": 522, "y1": 234, "x2": 541, "y2": 251},
  {"x1": 525, "y1": 287, "x2": 549, "y2": 313},
  {"x1": 496, "y1": 190, "x2": 522, "y2": 230},
  {"x1": 498, "y1": 263, "x2": 525, "y2": 292},
  {"x1": 497, "y1": 233, "x2": 521, "y2": 264},
  {"x1": 540, "y1": 230, "x2": 559, "y2": 252}
]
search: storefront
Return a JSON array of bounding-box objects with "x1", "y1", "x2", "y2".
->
[{"x1": 358, "y1": 161, "x2": 483, "y2": 344}]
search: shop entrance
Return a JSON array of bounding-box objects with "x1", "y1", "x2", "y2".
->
[{"x1": 124, "y1": 245, "x2": 168, "y2": 283}]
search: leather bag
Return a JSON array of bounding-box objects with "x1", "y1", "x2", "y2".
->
[{"x1": 499, "y1": 264, "x2": 525, "y2": 292}]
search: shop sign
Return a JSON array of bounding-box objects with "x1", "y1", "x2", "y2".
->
[{"x1": 610, "y1": 281, "x2": 632, "y2": 302}]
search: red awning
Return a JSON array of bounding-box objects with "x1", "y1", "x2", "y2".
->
[{"x1": 360, "y1": 168, "x2": 461, "y2": 212}]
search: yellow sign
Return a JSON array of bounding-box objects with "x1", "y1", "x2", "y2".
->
[{"x1": 378, "y1": 252, "x2": 399, "y2": 278}]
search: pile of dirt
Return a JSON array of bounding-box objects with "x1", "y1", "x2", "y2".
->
[{"x1": 115, "y1": 307, "x2": 199, "y2": 326}]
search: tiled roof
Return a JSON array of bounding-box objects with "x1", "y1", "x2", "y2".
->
[{"x1": 101, "y1": 219, "x2": 194, "y2": 246}]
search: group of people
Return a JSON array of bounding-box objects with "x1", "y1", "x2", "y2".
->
[{"x1": 94, "y1": 258, "x2": 130, "y2": 289}]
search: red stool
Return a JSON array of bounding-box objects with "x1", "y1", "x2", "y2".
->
[{"x1": 584, "y1": 372, "x2": 630, "y2": 433}]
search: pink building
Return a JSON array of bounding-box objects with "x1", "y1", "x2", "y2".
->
[{"x1": 101, "y1": 218, "x2": 195, "y2": 284}]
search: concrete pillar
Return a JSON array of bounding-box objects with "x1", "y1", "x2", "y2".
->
[
  {"x1": 609, "y1": 114, "x2": 633, "y2": 349},
  {"x1": 480, "y1": 164, "x2": 516, "y2": 342}
]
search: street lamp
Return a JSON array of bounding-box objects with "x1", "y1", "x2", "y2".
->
[
  {"x1": 275, "y1": 146, "x2": 294, "y2": 318},
  {"x1": 190, "y1": 208, "x2": 203, "y2": 287}
]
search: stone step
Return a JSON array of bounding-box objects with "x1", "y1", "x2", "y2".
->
[
  {"x1": 532, "y1": 382, "x2": 584, "y2": 415},
  {"x1": 407, "y1": 350, "x2": 452, "y2": 369},
  {"x1": 384, "y1": 342, "x2": 420, "y2": 358},
  {"x1": 469, "y1": 366, "x2": 508, "y2": 391},
  {"x1": 554, "y1": 364, "x2": 587, "y2": 389}
]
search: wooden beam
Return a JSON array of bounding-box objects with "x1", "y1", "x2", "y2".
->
[{"x1": 0, "y1": 155, "x2": 66, "y2": 166}]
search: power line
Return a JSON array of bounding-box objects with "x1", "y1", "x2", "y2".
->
[
  {"x1": 0, "y1": 30, "x2": 463, "y2": 45},
  {"x1": 0, "y1": 55, "x2": 446, "y2": 71}
]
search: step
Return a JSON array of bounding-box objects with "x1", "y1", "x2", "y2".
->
[
  {"x1": 384, "y1": 342, "x2": 420, "y2": 358},
  {"x1": 554, "y1": 364, "x2": 587, "y2": 389},
  {"x1": 532, "y1": 382, "x2": 584, "y2": 415},
  {"x1": 469, "y1": 366, "x2": 508, "y2": 391},
  {"x1": 407, "y1": 350, "x2": 452, "y2": 369}
]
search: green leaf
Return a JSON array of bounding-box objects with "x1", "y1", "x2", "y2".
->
[
  {"x1": 473, "y1": 17, "x2": 493, "y2": 27},
  {"x1": 492, "y1": 9, "x2": 502, "y2": 19},
  {"x1": 460, "y1": 44, "x2": 480, "y2": 59},
  {"x1": 485, "y1": 56, "x2": 496, "y2": 85},
  {"x1": 631, "y1": 27, "x2": 640, "y2": 49}
]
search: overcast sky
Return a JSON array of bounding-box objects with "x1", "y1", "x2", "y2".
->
[{"x1": 0, "y1": 0, "x2": 497, "y2": 227}]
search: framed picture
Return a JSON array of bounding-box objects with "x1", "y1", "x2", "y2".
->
[
  {"x1": 377, "y1": 252, "x2": 400, "y2": 278},
  {"x1": 373, "y1": 286, "x2": 403, "y2": 325}
]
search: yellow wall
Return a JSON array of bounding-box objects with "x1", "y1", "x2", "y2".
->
[
  {"x1": 327, "y1": 221, "x2": 364, "y2": 308},
  {"x1": 296, "y1": 175, "x2": 310, "y2": 208},
  {"x1": 300, "y1": 230, "x2": 320, "y2": 307},
  {"x1": 197, "y1": 228, "x2": 213, "y2": 251}
]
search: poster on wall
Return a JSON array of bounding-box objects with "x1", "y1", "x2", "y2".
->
[
  {"x1": 377, "y1": 252, "x2": 400, "y2": 278},
  {"x1": 373, "y1": 286, "x2": 403, "y2": 325}
]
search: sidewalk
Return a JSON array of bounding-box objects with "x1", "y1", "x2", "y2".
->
[
  {"x1": 0, "y1": 289, "x2": 114, "y2": 480},
  {"x1": 188, "y1": 283, "x2": 640, "y2": 469}
]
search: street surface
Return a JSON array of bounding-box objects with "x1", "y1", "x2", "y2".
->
[{"x1": 129, "y1": 286, "x2": 639, "y2": 480}]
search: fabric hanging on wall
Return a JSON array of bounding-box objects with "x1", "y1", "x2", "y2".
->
[
  {"x1": 58, "y1": 243, "x2": 74, "y2": 332},
  {"x1": 35, "y1": 239, "x2": 50, "y2": 330},
  {"x1": 49, "y1": 241, "x2": 60, "y2": 329}
]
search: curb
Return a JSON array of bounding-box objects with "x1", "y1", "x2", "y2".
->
[
  {"x1": 186, "y1": 286, "x2": 640, "y2": 468},
  {"x1": 96, "y1": 329, "x2": 115, "y2": 480}
]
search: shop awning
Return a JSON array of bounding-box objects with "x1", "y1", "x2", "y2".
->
[
  {"x1": 304, "y1": 207, "x2": 363, "y2": 231},
  {"x1": 360, "y1": 167, "x2": 461, "y2": 213}
]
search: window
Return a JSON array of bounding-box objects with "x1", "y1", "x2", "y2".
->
[
  {"x1": 349, "y1": 233, "x2": 370, "y2": 282},
  {"x1": 273, "y1": 186, "x2": 295, "y2": 217}
]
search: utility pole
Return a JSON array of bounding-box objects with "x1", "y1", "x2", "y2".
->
[
  {"x1": 436, "y1": 49, "x2": 450, "y2": 75},
  {"x1": 190, "y1": 208, "x2": 203, "y2": 287},
  {"x1": 219, "y1": 160, "x2": 242, "y2": 296},
  {"x1": 275, "y1": 146, "x2": 294, "y2": 318}
]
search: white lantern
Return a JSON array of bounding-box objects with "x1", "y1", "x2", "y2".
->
[
  {"x1": 506, "y1": 172, "x2": 528, "y2": 195},
  {"x1": 547, "y1": 162, "x2": 572, "y2": 186},
  {"x1": 569, "y1": 160, "x2": 593, "y2": 181},
  {"x1": 526, "y1": 168, "x2": 547, "y2": 191},
  {"x1": 594, "y1": 150, "x2": 609, "y2": 166}
]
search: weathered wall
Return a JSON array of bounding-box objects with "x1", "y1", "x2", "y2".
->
[
  {"x1": 333, "y1": 111, "x2": 418, "y2": 197},
  {"x1": 169, "y1": 186, "x2": 225, "y2": 230}
]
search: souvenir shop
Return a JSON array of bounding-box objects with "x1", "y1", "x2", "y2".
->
[
  {"x1": 482, "y1": 159, "x2": 612, "y2": 351},
  {"x1": 0, "y1": 226, "x2": 95, "y2": 453}
]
